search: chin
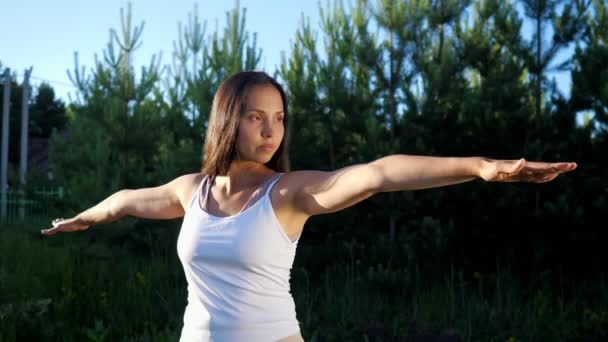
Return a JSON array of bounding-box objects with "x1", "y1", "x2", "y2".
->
[
  {"x1": 260, "y1": 156, "x2": 274, "y2": 164},
  {"x1": 261, "y1": 154, "x2": 276, "y2": 164},
  {"x1": 244, "y1": 150, "x2": 276, "y2": 164},
  {"x1": 245, "y1": 155, "x2": 272, "y2": 164}
]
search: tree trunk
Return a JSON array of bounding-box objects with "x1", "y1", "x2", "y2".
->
[{"x1": 536, "y1": 9, "x2": 542, "y2": 119}]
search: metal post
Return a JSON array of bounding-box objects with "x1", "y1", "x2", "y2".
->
[
  {"x1": 19, "y1": 67, "x2": 33, "y2": 222},
  {"x1": 1, "y1": 68, "x2": 11, "y2": 222}
]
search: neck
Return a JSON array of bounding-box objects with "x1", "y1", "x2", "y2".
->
[{"x1": 218, "y1": 160, "x2": 272, "y2": 194}]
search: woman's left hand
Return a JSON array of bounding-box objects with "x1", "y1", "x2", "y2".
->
[{"x1": 478, "y1": 158, "x2": 578, "y2": 183}]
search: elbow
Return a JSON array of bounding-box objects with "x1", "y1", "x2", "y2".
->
[
  {"x1": 366, "y1": 161, "x2": 386, "y2": 193},
  {"x1": 109, "y1": 189, "x2": 130, "y2": 218}
]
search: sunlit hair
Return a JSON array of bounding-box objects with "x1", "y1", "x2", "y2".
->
[{"x1": 201, "y1": 71, "x2": 290, "y2": 176}]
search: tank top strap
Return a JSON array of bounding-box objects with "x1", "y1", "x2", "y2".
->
[
  {"x1": 198, "y1": 172, "x2": 284, "y2": 214},
  {"x1": 188, "y1": 174, "x2": 207, "y2": 209},
  {"x1": 239, "y1": 173, "x2": 281, "y2": 213},
  {"x1": 200, "y1": 174, "x2": 214, "y2": 211},
  {"x1": 264, "y1": 172, "x2": 285, "y2": 197}
]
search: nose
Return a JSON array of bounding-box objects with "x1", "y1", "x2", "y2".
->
[{"x1": 261, "y1": 120, "x2": 274, "y2": 138}]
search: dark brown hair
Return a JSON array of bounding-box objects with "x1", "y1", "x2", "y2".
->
[{"x1": 201, "y1": 71, "x2": 290, "y2": 176}]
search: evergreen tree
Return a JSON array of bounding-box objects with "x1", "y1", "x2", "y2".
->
[
  {"x1": 163, "y1": 2, "x2": 262, "y2": 172},
  {"x1": 570, "y1": 0, "x2": 608, "y2": 133},
  {"x1": 520, "y1": 0, "x2": 590, "y2": 119},
  {"x1": 279, "y1": 15, "x2": 324, "y2": 170},
  {"x1": 29, "y1": 83, "x2": 68, "y2": 139},
  {"x1": 50, "y1": 4, "x2": 165, "y2": 211},
  {"x1": 377, "y1": 0, "x2": 470, "y2": 240},
  {"x1": 566, "y1": 0, "x2": 608, "y2": 226},
  {"x1": 455, "y1": 0, "x2": 529, "y2": 157},
  {"x1": 280, "y1": 1, "x2": 384, "y2": 237}
]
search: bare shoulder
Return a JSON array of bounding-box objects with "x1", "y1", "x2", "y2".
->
[
  {"x1": 271, "y1": 170, "x2": 332, "y2": 215},
  {"x1": 273, "y1": 170, "x2": 324, "y2": 195},
  {"x1": 273, "y1": 165, "x2": 378, "y2": 216},
  {"x1": 171, "y1": 172, "x2": 206, "y2": 210},
  {"x1": 274, "y1": 169, "x2": 349, "y2": 193}
]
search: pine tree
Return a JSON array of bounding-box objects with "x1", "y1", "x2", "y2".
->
[
  {"x1": 376, "y1": 0, "x2": 470, "y2": 240},
  {"x1": 570, "y1": 0, "x2": 608, "y2": 134},
  {"x1": 520, "y1": 0, "x2": 590, "y2": 119},
  {"x1": 29, "y1": 83, "x2": 68, "y2": 139},
  {"x1": 455, "y1": 0, "x2": 529, "y2": 156},
  {"x1": 164, "y1": 2, "x2": 262, "y2": 171},
  {"x1": 50, "y1": 4, "x2": 165, "y2": 211},
  {"x1": 279, "y1": 15, "x2": 324, "y2": 170},
  {"x1": 280, "y1": 1, "x2": 390, "y2": 236}
]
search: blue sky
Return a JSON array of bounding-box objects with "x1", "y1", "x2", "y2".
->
[
  {"x1": 1, "y1": 0, "x2": 321, "y2": 102},
  {"x1": 1, "y1": 0, "x2": 573, "y2": 105}
]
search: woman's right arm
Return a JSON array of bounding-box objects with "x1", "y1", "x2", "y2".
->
[{"x1": 41, "y1": 173, "x2": 200, "y2": 235}]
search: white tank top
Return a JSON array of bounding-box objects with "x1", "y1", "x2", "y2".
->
[{"x1": 176, "y1": 172, "x2": 302, "y2": 341}]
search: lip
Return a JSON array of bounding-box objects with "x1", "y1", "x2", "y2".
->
[{"x1": 259, "y1": 144, "x2": 275, "y2": 151}]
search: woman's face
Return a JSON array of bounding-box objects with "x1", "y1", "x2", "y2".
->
[{"x1": 237, "y1": 84, "x2": 285, "y2": 164}]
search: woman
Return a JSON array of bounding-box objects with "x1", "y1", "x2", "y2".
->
[{"x1": 41, "y1": 71, "x2": 577, "y2": 341}]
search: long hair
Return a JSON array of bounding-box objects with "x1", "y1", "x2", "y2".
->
[{"x1": 201, "y1": 71, "x2": 290, "y2": 176}]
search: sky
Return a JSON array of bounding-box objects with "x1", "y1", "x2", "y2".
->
[
  {"x1": 1, "y1": 0, "x2": 321, "y2": 102},
  {"x1": 1, "y1": 0, "x2": 573, "y2": 105}
]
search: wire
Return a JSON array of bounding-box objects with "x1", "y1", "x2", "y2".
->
[
  {"x1": 3, "y1": 70, "x2": 78, "y2": 89},
  {"x1": 29, "y1": 76, "x2": 76, "y2": 89}
]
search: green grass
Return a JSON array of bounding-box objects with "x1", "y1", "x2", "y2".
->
[{"x1": 1, "y1": 222, "x2": 606, "y2": 341}]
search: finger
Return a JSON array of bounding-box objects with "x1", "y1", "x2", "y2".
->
[
  {"x1": 549, "y1": 163, "x2": 573, "y2": 171},
  {"x1": 522, "y1": 163, "x2": 555, "y2": 172},
  {"x1": 41, "y1": 227, "x2": 58, "y2": 235},
  {"x1": 547, "y1": 163, "x2": 577, "y2": 174},
  {"x1": 523, "y1": 167, "x2": 559, "y2": 176},
  {"x1": 560, "y1": 162, "x2": 577, "y2": 171},
  {"x1": 536, "y1": 173, "x2": 559, "y2": 183},
  {"x1": 43, "y1": 219, "x2": 71, "y2": 234},
  {"x1": 527, "y1": 162, "x2": 576, "y2": 172}
]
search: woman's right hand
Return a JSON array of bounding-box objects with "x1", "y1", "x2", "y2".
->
[{"x1": 41, "y1": 217, "x2": 90, "y2": 235}]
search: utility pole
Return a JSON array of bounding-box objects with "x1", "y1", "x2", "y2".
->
[
  {"x1": 1, "y1": 68, "x2": 10, "y2": 222},
  {"x1": 19, "y1": 67, "x2": 32, "y2": 221}
]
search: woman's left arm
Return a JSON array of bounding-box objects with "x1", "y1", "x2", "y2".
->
[
  {"x1": 287, "y1": 155, "x2": 577, "y2": 217},
  {"x1": 368, "y1": 155, "x2": 483, "y2": 192}
]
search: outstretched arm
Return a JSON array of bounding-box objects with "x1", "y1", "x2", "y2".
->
[
  {"x1": 287, "y1": 154, "x2": 577, "y2": 217},
  {"x1": 41, "y1": 173, "x2": 199, "y2": 235},
  {"x1": 369, "y1": 155, "x2": 483, "y2": 192}
]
